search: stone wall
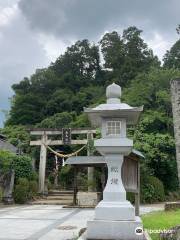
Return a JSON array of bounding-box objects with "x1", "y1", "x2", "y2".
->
[{"x1": 170, "y1": 78, "x2": 180, "y2": 186}]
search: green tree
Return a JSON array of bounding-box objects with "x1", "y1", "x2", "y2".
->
[
  {"x1": 100, "y1": 27, "x2": 160, "y2": 86},
  {"x1": 122, "y1": 27, "x2": 160, "y2": 77},
  {"x1": 1, "y1": 125, "x2": 30, "y2": 153},
  {"x1": 100, "y1": 31, "x2": 125, "y2": 71},
  {"x1": 6, "y1": 69, "x2": 59, "y2": 126},
  {"x1": 36, "y1": 112, "x2": 74, "y2": 128},
  {"x1": 124, "y1": 68, "x2": 180, "y2": 191},
  {"x1": 163, "y1": 39, "x2": 180, "y2": 69},
  {"x1": 134, "y1": 131, "x2": 178, "y2": 190},
  {"x1": 51, "y1": 39, "x2": 101, "y2": 89}
]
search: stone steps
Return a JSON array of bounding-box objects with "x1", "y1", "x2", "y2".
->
[
  {"x1": 31, "y1": 199, "x2": 73, "y2": 205},
  {"x1": 31, "y1": 190, "x2": 74, "y2": 205},
  {"x1": 48, "y1": 190, "x2": 73, "y2": 195},
  {"x1": 46, "y1": 195, "x2": 73, "y2": 200}
]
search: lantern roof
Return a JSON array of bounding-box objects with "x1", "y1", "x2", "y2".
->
[{"x1": 84, "y1": 83, "x2": 143, "y2": 127}]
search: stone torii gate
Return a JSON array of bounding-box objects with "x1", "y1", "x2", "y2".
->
[{"x1": 30, "y1": 128, "x2": 96, "y2": 194}]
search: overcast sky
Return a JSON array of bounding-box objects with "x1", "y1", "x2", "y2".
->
[{"x1": 0, "y1": 0, "x2": 179, "y2": 127}]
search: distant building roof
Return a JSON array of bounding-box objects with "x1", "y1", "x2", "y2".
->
[{"x1": 0, "y1": 136, "x2": 17, "y2": 154}]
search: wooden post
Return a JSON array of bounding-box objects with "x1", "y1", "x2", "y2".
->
[
  {"x1": 39, "y1": 132, "x2": 47, "y2": 194},
  {"x1": 135, "y1": 160, "x2": 140, "y2": 216},
  {"x1": 87, "y1": 132, "x2": 94, "y2": 192},
  {"x1": 73, "y1": 166, "x2": 78, "y2": 205}
]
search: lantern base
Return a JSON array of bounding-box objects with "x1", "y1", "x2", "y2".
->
[
  {"x1": 95, "y1": 200, "x2": 135, "y2": 221},
  {"x1": 87, "y1": 216, "x2": 143, "y2": 240}
]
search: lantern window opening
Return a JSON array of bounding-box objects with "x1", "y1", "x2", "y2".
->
[{"x1": 106, "y1": 120, "x2": 121, "y2": 136}]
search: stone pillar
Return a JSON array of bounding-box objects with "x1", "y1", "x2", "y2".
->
[
  {"x1": 39, "y1": 133, "x2": 47, "y2": 194},
  {"x1": 3, "y1": 170, "x2": 14, "y2": 204},
  {"x1": 171, "y1": 78, "x2": 180, "y2": 186},
  {"x1": 94, "y1": 154, "x2": 134, "y2": 221},
  {"x1": 87, "y1": 132, "x2": 94, "y2": 192}
]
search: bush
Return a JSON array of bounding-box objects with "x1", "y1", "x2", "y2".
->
[
  {"x1": 29, "y1": 180, "x2": 38, "y2": 198},
  {"x1": 141, "y1": 176, "x2": 165, "y2": 203},
  {"x1": 0, "y1": 150, "x2": 13, "y2": 173},
  {"x1": 127, "y1": 192, "x2": 135, "y2": 203},
  {"x1": 0, "y1": 187, "x2": 3, "y2": 202},
  {"x1": 14, "y1": 178, "x2": 29, "y2": 204},
  {"x1": 46, "y1": 179, "x2": 52, "y2": 191},
  {"x1": 59, "y1": 165, "x2": 74, "y2": 189},
  {"x1": 77, "y1": 172, "x2": 88, "y2": 191},
  {"x1": 166, "y1": 190, "x2": 180, "y2": 201},
  {"x1": 12, "y1": 155, "x2": 34, "y2": 181}
]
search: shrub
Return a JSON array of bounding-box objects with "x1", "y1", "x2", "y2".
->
[
  {"x1": 29, "y1": 180, "x2": 38, "y2": 198},
  {"x1": 0, "y1": 187, "x2": 3, "y2": 202},
  {"x1": 77, "y1": 172, "x2": 88, "y2": 191},
  {"x1": 14, "y1": 178, "x2": 29, "y2": 204},
  {"x1": 46, "y1": 179, "x2": 52, "y2": 191},
  {"x1": 166, "y1": 190, "x2": 180, "y2": 201},
  {"x1": 141, "y1": 176, "x2": 165, "y2": 203},
  {"x1": 12, "y1": 155, "x2": 34, "y2": 181},
  {"x1": 59, "y1": 165, "x2": 74, "y2": 189},
  {"x1": 127, "y1": 192, "x2": 135, "y2": 203},
  {"x1": 0, "y1": 150, "x2": 13, "y2": 173}
]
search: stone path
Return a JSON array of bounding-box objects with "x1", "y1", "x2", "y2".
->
[{"x1": 0, "y1": 204, "x2": 164, "y2": 240}]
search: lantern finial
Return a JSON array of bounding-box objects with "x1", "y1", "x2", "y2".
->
[{"x1": 106, "y1": 82, "x2": 121, "y2": 103}]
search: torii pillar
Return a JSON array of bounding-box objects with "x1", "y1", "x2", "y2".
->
[{"x1": 39, "y1": 133, "x2": 47, "y2": 194}]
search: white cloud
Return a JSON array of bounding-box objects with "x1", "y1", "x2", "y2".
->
[
  {"x1": 0, "y1": 2, "x2": 49, "y2": 127},
  {"x1": 144, "y1": 32, "x2": 179, "y2": 61},
  {"x1": 37, "y1": 33, "x2": 72, "y2": 62},
  {"x1": 0, "y1": 4, "x2": 18, "y2": 27}
]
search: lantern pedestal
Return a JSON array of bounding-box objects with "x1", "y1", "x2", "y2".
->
[
  {"x1": 87, "y1": 145, "x2": 143, "y2": 239},
  {"x1": 87, "y1": 217, "x2": 143, "y2": 240}
]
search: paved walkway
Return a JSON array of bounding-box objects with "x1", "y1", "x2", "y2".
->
[{"x1": 0, "y1": 204, "x2": 164, "y2": 240}]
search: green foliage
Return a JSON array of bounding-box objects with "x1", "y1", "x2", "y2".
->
[
  {"x1": 29, "y1": 180, "x2": 38, "y2": 198},
  {"x1": 0, "y1": 150, "x2": 13, "y2": 173},
  {"x1": 141, "y1": 176, "x2": 165, "y2": 203},
  {"x1": 166, "y1": 190, "x2": 180, "y2": 201},
  {"x1": 135, "y1": 132, "x2": 178, "y2": 190},
  {"x1": 58, "y1": 165, "x2": 74, "y2": 189},
  {"x1": 0, "y1": 186, "x2": 3, "y2": 202},
  {"x1": 14, "y1": 178, "x2": 38, "y2": 203},
  {"x1": 69, "y1": 113, "x2": 90, "y2": 128},
  {"x1": 100, "y1": 26, "x2": 160, "y2": 86},
  {"x1": 124, "y1": 68, "x2": 180, "y2": 191},
  {"x1": 0, "y1": 125, "x2": 30, "y2": 153},
  {"x1": 46, "y1": 179, "x2": 52, "y2": 190},
  {"x1": 0, "y1": 150, "x2": 36, "y2": 182},
  {"x1": 123, "y1": 68, "x2": 180, "y2": 111},
  {"x1": 36, "y1": 112, "x2": 74, "y2": 128},
  {"x1": 77, "y1": 171, "x2": 88, "y2": 191},
  {"x1": 12, "y1": 155, "x2": 34, "y2": 181},
  {"x1": 163, "y1": 39, "x2": 180, "y2": 69},
  {"x1": 127, "y1": 192, "x2": 135, "y2": 203},
  {"x1": 14, "y1": 178, "x2": 30, "y2": 204}
]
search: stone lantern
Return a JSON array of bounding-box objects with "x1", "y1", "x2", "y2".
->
[{"x1": 84, "y1": 83, "x2": 144, "y2": 240}]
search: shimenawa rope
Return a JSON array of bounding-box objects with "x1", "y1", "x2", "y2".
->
[{"x1": 43, "y1": 143, "x2": 87, "y2": 158}]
